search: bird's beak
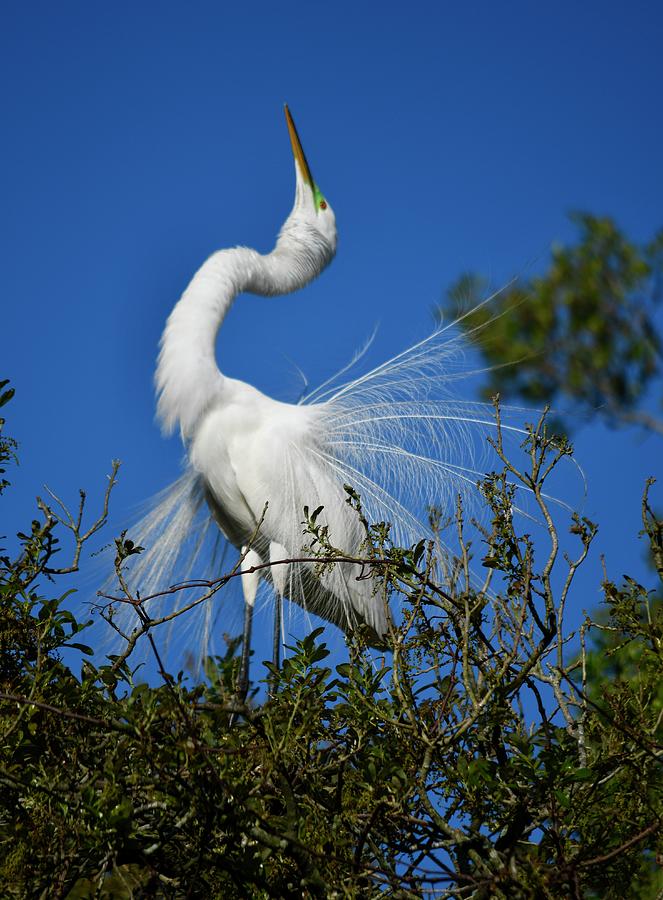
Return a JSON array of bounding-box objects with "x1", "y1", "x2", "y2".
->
[{"x1": 284, "y1": 105, "x2": 315, "y2": 189}]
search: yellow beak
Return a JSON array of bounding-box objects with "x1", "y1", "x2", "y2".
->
[{"x1": 284, "y1": 104, "x2": 315, "y2": 188}]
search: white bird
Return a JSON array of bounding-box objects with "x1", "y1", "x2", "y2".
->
[{"x1": 116, "y1": 106, "x2": 527, "y2": 694}]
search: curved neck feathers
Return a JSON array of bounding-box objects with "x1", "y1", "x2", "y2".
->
[{"x1": 156, "y1": 221, "x2": 334, "y2": 438}]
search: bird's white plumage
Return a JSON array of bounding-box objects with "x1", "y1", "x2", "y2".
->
[{"x1": 111, "y1": 109, "x2": 534, "y2": 667}]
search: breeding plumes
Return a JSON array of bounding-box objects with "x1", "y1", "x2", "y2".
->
[{"x1": 113, "y1": 107, "x2": 530, "y2": 692}]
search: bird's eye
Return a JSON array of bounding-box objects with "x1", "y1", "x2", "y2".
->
[{"x1": 319, "y1": 200, "x2": 327, "y2": 210}]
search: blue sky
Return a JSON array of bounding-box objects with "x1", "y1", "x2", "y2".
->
[{"x1": 2, "y1": 3, "x2": 662, "y2": 676}]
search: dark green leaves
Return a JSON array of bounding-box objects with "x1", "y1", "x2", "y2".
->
[
  {"x1": 440, "y1": 214, "x2": 663, "y2": 436},
  {"x1": 1, "y1": 388, "x2": 661, "y2": 897}
]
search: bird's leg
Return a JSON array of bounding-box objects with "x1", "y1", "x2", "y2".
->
[
  {"x1": 269, "y1": 541, "x2": 288, "y2": 697},
  {"x1": 237, "y1": 599, "x2": 253, "y2": 704},
  {"x1": 236, "y1": 547, "x2": 261, "y2": 708}
]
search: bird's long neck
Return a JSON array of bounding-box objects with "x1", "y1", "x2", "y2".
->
[{"x1": 156, "y1": 223, "x2": 333, "y2": 438}]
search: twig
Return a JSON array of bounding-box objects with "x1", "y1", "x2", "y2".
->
[
  {"x1": 0, "y1": 691, "x2": 130, "y2": 731},
  {"x1": 576, "y1": 820, "x2": 661, "y2": 869}
]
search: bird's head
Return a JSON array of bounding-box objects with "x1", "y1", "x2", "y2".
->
[{"x1": 280, "y1": 105, "x2": 337, "y2": 260}]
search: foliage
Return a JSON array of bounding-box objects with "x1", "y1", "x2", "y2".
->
[
  {"x1": 0, "y1": 379, "x2": 18, "y2": 496},
  {"x1": 440, "y1": 214, "x2": 663, "y2": 436},
  {"x1": 1, "y1": 387, "x2": 661, "y2": 898}
]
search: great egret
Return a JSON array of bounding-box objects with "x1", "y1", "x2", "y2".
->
[{"x1": 115, "y1": 107, "x2": 525, "y2": 693}]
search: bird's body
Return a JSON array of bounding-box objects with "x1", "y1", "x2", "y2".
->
[
  {"x1": 188, "y1": 380, "x2": 383, "y2": 635},
  {"x1": 114, "y1": 107, "x2": 526, "y2": 677}
]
